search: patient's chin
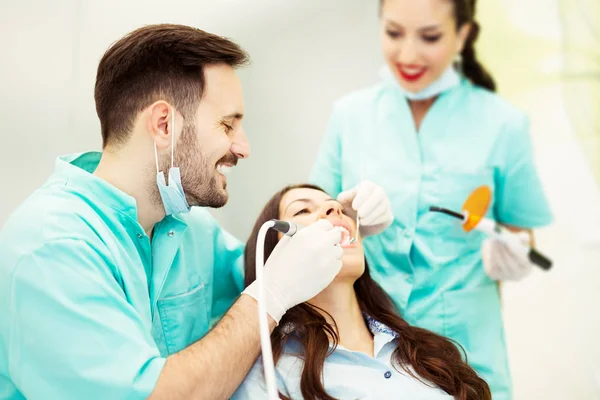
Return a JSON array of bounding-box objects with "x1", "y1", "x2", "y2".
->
[
  {"x1": 341, "y1": 247, "x2": 364, "y2": 263},
  {"x1": 339, "y1": 256, "x2": 365, "y2": 280}
]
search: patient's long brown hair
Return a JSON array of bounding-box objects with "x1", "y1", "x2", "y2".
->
[{"x1": 245, "y1": 184, "x2": 491, "y2": 400}]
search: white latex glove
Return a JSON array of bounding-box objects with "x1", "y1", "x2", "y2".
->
[
  {"x1": 482, "y1": 232, "x2": 533, "y2": 281},
  {"x1": 337, "y1": 181, "x2": 394, "y2": 237},
  {"x1": 243, "y1": 219, "x2": 343, "y2": 323}
]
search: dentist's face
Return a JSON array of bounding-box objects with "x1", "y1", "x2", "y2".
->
[
  {"x1": 170, "y1": 64, "x2": 250, "y2": 208},
  {"x1": 279, "y1": 188, "x2": 365, "y2": 281},
  {"x1": 380, "y1": 0, "x2": 470, "y2": 93}
]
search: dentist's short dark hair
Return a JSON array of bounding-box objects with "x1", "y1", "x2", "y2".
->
[{"x1": 94, "y1": 24, "x2": 249, "y2": 148}]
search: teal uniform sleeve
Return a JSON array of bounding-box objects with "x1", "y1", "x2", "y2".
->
[
  {"x1": 310, "y1": 106, "x2": 344, "y2": 198},
  {"x1": 8, "y1": 239, "x2": 165, "y2": 400},
  {"x1": 210, "y1": 223, "x2": 245, "y2": 326},
  {"x1": 494, "y1": 113, "x2": 553, "y2": 228}
]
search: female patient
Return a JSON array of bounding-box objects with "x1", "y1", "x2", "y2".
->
[{"x1": 233, "y1": 184, "x2": 491, "y2": 400}]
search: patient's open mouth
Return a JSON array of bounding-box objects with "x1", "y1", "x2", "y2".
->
[{"x1": 333, "y1": 224, "x2": 355, "y2": 247}]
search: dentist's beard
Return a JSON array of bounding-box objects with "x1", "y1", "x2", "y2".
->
[{"x1": 165, "y1": 125, "x2": 230, "y2": 209}]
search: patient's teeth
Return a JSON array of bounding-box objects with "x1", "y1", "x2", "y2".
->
[{"x1": 333, "y1": 226, "x2": 352, "y2": 245}]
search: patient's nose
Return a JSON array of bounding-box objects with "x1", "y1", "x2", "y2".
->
[{"x1": 317, "y1": 201, "x2": 343, "y2": 220}]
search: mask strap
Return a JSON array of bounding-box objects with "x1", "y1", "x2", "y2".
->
[
  {"x1": 170, "y1": 106, "x2": 175, "y2": 169},
  {"x1": 153, "y1": 106, "x2": 176, "y2": 174},
  {"x1": 154, "y1": 143, "x2": 160, "y2": 174}
]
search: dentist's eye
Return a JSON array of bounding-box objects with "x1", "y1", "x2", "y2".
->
[
  {"x1": 219, "y1": 118, "x2": 234, "y2": 134},
  {"x1": 293, "y1": 209, "x2": 309, "y2": 216}
]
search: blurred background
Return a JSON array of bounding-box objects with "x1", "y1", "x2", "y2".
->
[{"x1": 0, "y1": 0, "x2": 598, "y2": 398}]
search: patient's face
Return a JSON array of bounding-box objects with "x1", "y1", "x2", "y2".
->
[{"x1": 279, "y1": 188, "x2": 365, "y2": 281}]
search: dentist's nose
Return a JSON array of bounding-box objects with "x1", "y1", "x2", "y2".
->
[{"x1": 231, "y1": 127, "x2": 250, "y2": 159}]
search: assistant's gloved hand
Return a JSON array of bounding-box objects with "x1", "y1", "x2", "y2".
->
[
  {"x1": 337, "y1": 181, "x2": 394, "y2": 237},
  {"x1": 482, "y1": 232, "x2": 533, "y2": 281},
  {"x1": 243, "y1": 220, "x2": 343, "y2": 323}
]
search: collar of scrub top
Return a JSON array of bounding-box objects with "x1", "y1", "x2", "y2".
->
[
  {"x1": 55, "y1": 152, "x2": 188, "y2": 228},
  {"x1": 378, "y1": 64, "x2": 467, "y2": 94},
  {"x1": 55, "y1": 152, "x2": 137, "y2": 219}
]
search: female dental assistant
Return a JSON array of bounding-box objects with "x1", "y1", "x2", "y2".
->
[{"x1": 311, "y1": 1, "x2": 552, "y2": 399}]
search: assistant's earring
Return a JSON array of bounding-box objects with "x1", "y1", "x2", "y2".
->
[{"x1": 453, "y1": 53, "x2": 463, "y2": 74}]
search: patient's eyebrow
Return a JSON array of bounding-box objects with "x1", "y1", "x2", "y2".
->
[
  {"x1": 283, "y1": 199, "x2": 313, "y2": 214},
  {"x1": 283, "y1": 198, "x2": 341, "y2": 214}
]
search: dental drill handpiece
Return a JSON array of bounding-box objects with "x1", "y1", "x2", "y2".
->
[
  {"x1": 270, "y1": 220, "x2": 303, "y2": 236},
  {"x1": 255, "y1": 220, "x2": 305, "y2": 400}
]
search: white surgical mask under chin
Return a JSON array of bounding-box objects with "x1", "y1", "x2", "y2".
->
[
  {"x1": 154, "y1": 107, "x2": 191, "y2": 216},
  {"x1": 379, "y1": 63, "x2": 460, "y2": 101}
]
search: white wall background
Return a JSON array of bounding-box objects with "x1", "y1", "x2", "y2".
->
[
  {"x1": 0, "y1": 0, "x2": 383, "y2": 236},
  {"x1": 1, "y1": 1, "x2": 598, "y2": 399}
]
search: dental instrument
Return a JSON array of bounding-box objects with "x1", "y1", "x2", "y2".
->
[
  {"x1": 349, "y1": 168, "x2": 365, "y2": 244},
  {"x1": 429, "y1": 186, "x2": 552, "y2": 270},
  {"x1": 255, "y1": 220, "x2": 303, "y2": 400},
  {"x1": 349, "y1": 214, "x2": 360, "y2": 244}
]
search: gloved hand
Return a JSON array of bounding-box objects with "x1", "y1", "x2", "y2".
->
[
  {"x1": 482, "y1": 232, "x2": 533, "y2": 281},
  {"x1": 243, "y1": 219, "x2": 343, "y2": 323},
  {"x1": 337, "y1": 181, "x2": 394, "y2": 237}
]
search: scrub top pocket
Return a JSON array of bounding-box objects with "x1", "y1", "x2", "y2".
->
[{"x1": 157, "y1": 283, "x2": 209, "y2": 355}]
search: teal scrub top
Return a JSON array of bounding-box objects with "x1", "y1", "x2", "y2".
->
[
  {"x1": 311, "y1": 77, "x2": 552, "y2": 400},
  {"x1": 0, "y1": 152, "x2": 245, "y2": 400}
]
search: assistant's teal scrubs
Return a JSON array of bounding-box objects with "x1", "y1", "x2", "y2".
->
[
  {"x1": 0, "y1": 152, "x2": 245, "y2": 400},
  {"x1": 311, "y1": 76, "x2": 553, "y2": 400}
]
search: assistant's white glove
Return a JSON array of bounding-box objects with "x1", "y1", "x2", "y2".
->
[
  {"x1": 337, "y1": 181, "x2": 394, "y2": 237},
  {"x1": 243, "y1": 219, "x2": 343, "y2": 323},
  {"x1": 482, "y1": 232, "x2": 533, "y2": 281}
]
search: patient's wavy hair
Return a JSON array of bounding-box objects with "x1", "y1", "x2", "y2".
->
[{"x1": 245, "y1": 184, "x2": 491, "y2": 400}]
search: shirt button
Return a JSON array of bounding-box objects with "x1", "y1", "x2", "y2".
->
[
  {"x1": 137, "y1": 233, "x2": 143, "y2": 239},
  {"x1": 384, "y1": 371, "x2": 392, "y2": 379},
  {"x1": 167, "y1": 230, "x2": 175, "y2": 237}
]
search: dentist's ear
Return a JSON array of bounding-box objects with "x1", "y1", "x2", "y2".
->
[{"x1": 147, "y1": 101, "x2": 172, "y2": 150}]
